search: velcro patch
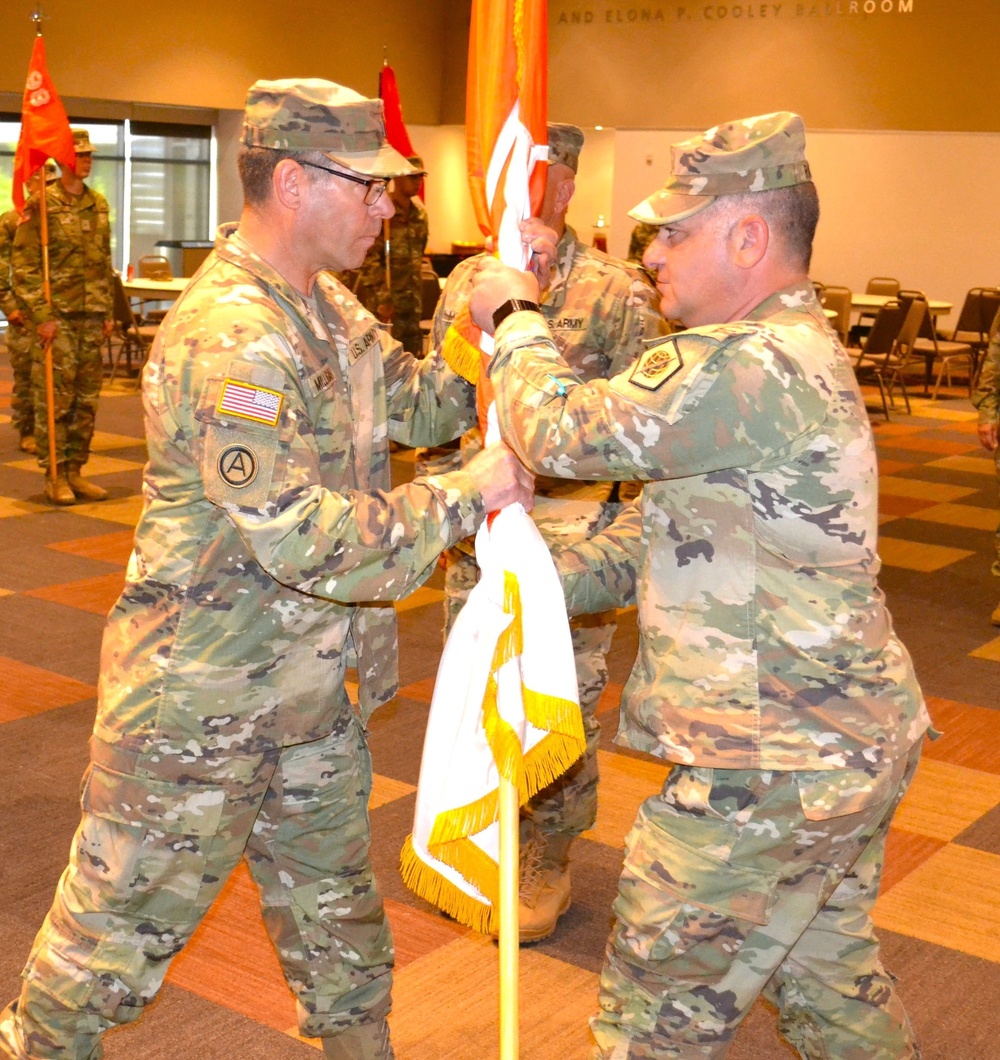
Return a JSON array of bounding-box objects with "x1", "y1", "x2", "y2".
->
[
  {"x1": 216, "y1": 379, "x2": 283, "y2": 426},
  {"x1": 217, "y1": 444, "x2": 259, "y2": 488},
  {"x1": 348, "y1": 326, "x2": 380, "y2": 364},
  {"x1": 309, "y1": 364, "x2": 336, "y2": 396},
  {"x1": 629, "y1": 338, "x2": 684, "y2": 391}
]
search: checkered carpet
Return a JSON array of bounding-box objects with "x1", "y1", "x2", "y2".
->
[{"x1": 1, "y1": 353, "x2": 997, "y2": 1059}]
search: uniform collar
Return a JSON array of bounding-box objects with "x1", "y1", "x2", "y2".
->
[{"x1": 744, "y1": 282, "x2": 820, "y2": 322}]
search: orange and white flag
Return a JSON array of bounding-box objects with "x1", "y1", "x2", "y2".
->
[
  {"x1": 12, "y1": 34, "x2": 75, "y2": 215},
  {"x1": 401, "y1": 0, "x2": 585, "y2": 935}
]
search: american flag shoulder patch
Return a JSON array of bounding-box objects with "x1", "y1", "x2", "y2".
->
[{"x1": 216, "y1": 379, "x2": 283, "y2": 427}]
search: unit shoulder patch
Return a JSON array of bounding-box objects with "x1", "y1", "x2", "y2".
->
[{"x1": 628, "y1": 333, "x2": 727, "y2": 392}]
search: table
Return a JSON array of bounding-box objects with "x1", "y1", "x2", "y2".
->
[
  {"x1": 850, "y1": 292, "x2": 952, "y2": 316},
  {"x1": 123, "y1": 277, "x2": 191, "y2": 300}
]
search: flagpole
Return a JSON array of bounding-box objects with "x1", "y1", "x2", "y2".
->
[
  {"x1": 27, "y1": 9, "x2": 59, "y2": 489},
  {"x1": 498, "y1": 773, "x2": 519, "y2": 1059}
]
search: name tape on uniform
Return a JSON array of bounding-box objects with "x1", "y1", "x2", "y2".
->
[{"x1": 217, "y1": 379, "x2": 283, "y2": 427}]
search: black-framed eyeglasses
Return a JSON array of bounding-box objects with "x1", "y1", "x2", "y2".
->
[{"x1": 299, "y1": 161, "x2": 388, "y2": 206}]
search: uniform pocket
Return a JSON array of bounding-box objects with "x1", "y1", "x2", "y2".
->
[
  {"x1": 613, "y1": 803, "x2": 780, "y2": 964},
  {"x1": 78, "y1": 762, "x2": 226, "y2": 915}
]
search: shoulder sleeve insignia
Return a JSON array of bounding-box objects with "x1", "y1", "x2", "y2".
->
[
  {"x1": 217, "y1": 444, "x2": 258, "y2": 488},
  {"x1": 629, "y1": 337, "x2": 684, "y2": 391},
  {"x1": 216, "y1": 378, "x2": 283, "y2": 427}
]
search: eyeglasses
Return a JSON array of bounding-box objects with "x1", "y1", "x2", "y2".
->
[{"x1": 299, "y1": 161, "x2": 388, "y2": 206}]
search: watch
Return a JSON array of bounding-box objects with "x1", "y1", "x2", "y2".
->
[{"x1": 492, "y1": 298, "x2": 542, "y2": 330}]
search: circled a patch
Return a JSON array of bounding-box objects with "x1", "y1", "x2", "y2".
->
[{"x1": 218, "y1": 444, "x2": 258, "y2": 488}]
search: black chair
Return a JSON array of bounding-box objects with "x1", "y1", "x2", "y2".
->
[
  {"x1": 108, "y1": 274, "x2": 159, "y2": 382},
  {"x1": 853, "y1": 300, "x2": 907, "y2": 419}
]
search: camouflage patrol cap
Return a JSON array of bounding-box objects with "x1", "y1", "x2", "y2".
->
[
  {"x1": 241, "y1": 78, "x2": 417, "y2": 178},
  {"x1": 629, "y1": 111, "x2": 811, "y2": 225},
  {"x1": 72, "y1": 129, "x2": 94, "y2": 154},
  {"x1": 547, "y1": 123, "x2": 584, "y2": 173},
  {"x1": 405, "y1": 155, "x2": 426, "y2": 176}
]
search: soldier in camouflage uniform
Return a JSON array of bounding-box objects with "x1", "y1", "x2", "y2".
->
[
  {"x1": 1, "y1": 206, "x2": 36, "y2": 453},
  {"x1": 0, "y1": 79, "x2": 532, "y2": 1060},
  {"x1": 626, "y1": 220, "x2": 659, "y2": 265},
  {"x1": 973, "y1": 304, "x2": 1000, "y2": 625},
  {"x1": 339, "y1": 155, "x2": 429, "y2": 355},
  {"x1": 13, "y1": 130, "x2": 115, "y2": 505},
  {"x1": 469, "y1": 112, "x2": 928, "y2": 1059},
  {"x1": 431, "y1": 123, "x2": 668, "y2": 943}
]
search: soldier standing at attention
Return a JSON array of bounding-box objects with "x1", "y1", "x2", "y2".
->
[
  {"x1": 973, "y1": 305, "x2": 1000, "y2": 625},
  {"x1": 14, "y1": 129, "x2": 115, "y2": 505},
  {"x1": 1, "y1": 204, "x2": 36, "y2": 454},
  {"x1": 431, "y1": 122, "x2": 668, "y2": 943},
  {"x1": 470, "y1": 112, "x2": 928, "y2": 1059},
  {"x1": 340, "y1": 154, "x2": 429, "y2": 355},
  {"x1": 0, "y1": 78, "x2": 531, "y2": 1060}
]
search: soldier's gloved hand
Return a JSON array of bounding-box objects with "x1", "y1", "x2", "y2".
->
[
  {"x1": 37, "y1": 320, "x2": 58, "y2": 342},
  {"x1": 468, "y1": 259, "x2": 540, "y2": 336},
  {"x1": 465, "y1": 441, "x2": 534, "y2": 513}
]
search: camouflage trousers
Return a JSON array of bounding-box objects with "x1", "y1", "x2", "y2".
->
[
  {"x1": 30, "y1": 314, "x2": 104, "y2": 472},
  {"x1": 6, "y1": 321, "x2": 35, "y2": 438},
  {"x1": 0, "y1": 715, "x2": 393, "y2": 1060},
  {"x1": 992, "y1": 446, "x2": 1000, "y2": 574},
  {"x1": 390, "y1": 297, "x2": 425, "y2": 357},
  {"x1": 591, "y1": 742, "x2": 923, "y2": 1060},
  {"x1": 444, "y1": 496, "x2": 620, "y2": 843}
]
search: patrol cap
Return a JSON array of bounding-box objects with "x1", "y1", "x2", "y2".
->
[
  {"x1": 241, "y1": 78, "x2": 418, "y2": 179},
  {"x1": 404, "y1": 155, "x2": 426, "y2": 176},
  {"x1": 547, "y1": 122, "x2": 584, "y2": 173},
  {"x1": 629, "y1": 111, "x2": 811, "y2": 226},
  {"x1": 72, "y1": 129, "x2": 94, "y2": 154}
]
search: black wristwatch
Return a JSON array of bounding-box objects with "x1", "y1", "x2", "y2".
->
[{"x1": 492, "y1": 298, "x2": 542, "y2": 330}]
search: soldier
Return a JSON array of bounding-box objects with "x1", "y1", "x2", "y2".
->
[
  {"x1": 1, "y1": 206, "x2": 35, "y2": 453},
  {"x1": 973, "y1": 304, "x2": 1000, "y2": 625},
  {"x1": 339, "y1": 154, "x2": 429, "y2": 355},
  {"x1": 14, "y1": 129, "x2": 115, "y2": 505},
  {"x1": 0, "y1": 78, "x2": 531, "y2": 1060},
  {"x1": 469, "y1": 112, "x2": 928, "y2": 1059},
  {"x1": 626, "y1": 219, "x2": 660, "y2": 265},
  {"x1": 431, "y1": 122, "x2": 668, "y2": 943}
]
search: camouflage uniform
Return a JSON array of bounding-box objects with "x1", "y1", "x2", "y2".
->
[
  {"x1": 13, "y1": 179, "x2": 114, "y2": 471},
  {"x1": 0, "y1": 209, "x2": 34, "y2": 442},
  {"x1": 433, "y1": 226, "x2": 666, "y2": 848},
  {"x1": 340, "y1": 196, "x2": 429, "y2": 355},
  {"x1": 0, "y1": 78, "x2": 478, "y2": 1060},
  {"x1": 486, "y1": 110, "x2": 929, "y2": 1057},
  {"x1": 626, "y1": 221, "x2": 660, "y2": 265},
  {"x1": 972, "y1": 305, "x2": 1000, "y2": 578}
]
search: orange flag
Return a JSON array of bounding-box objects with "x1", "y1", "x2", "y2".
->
[
  {"x1": 466, "y1": 0, "x2": 548, "y2": 252},
  {"x1": 12, "y1": 34, "x2": 76, "y2": 215}
]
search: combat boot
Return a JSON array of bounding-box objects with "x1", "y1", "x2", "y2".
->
[
  {"x1": 66, "y1": 466, "x2": 108, "y2": 501},
  {"x1": 322, "y1": 1018, "x2": 395, "y2": 1060},
  {"x1": 18, "y1": 435, "x2": 36, "y2": 455},
  {"x1": 44, "y1": 470, "x2": 76, "y2": 506},
  {"x1": 494, "y1": 830, "x2": 574, "y2": 944},
  {"x1": 992, "y1": 601, "x2": 1000, "y2": 627}
]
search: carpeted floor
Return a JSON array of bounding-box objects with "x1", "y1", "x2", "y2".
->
[{"x1": 1, "y1": 349, "x2": 998, "y2": 1059}]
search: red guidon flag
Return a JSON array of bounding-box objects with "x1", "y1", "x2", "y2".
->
[
  {"x1": 12, "y1": 34, "x2": 76, "y2": 215},
  {"x1": 402, "y1": 0, "x2": 585, "y2": 935},
  {"x1": 378, "y1": 61, "x2": 423, "y2": 198}
]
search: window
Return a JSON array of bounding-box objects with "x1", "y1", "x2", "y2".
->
[{"x1": 0, "y1": 116, "x2": 213, "y2": 275}]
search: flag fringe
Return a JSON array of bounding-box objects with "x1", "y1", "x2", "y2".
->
[
  {"x1": 400, "y1": 835, "x2": 496, "y2": 934},
  {"x1": 441, "y1": 317, "x2": 482, "y2": 384}
]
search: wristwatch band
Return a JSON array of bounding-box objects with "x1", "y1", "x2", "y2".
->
[{"x1": 492, "y1": 298, "x2": 542, "y2": 330}]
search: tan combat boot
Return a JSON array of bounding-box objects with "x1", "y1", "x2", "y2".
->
[
  {"x1": 44, "y1": 469, "x2": 76, "y2": 506},
  {"x1": 514, "y1": 830, "x2": 574, "y2": 944},
  {"x1": 66, "y1": 466, "x2": 108, "y2": 501},
  {"x1": 322, "y1": 1019, "x2": 394, "y2": 1059}
]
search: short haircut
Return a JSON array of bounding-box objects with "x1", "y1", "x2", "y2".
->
[
  {"x1": 237, "y1": 145, "x2": 335, "y2": 208},
  {"x1": 717, "y1": 182, "x2": 820, "y2": 271}
]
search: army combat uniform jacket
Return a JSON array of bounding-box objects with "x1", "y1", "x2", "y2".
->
[
  {"x1": 13, "y1": 181, "x2": 114, "y2": 323},
  {"x1": 96, "y1": 224, "x2": 482, "y2": 760},
  {"x1": 488, "y1": 283, "x2": 929, "y2": 772},
  {"x1": 434, "y1": 225, "x2": 666, "y2": 501}
]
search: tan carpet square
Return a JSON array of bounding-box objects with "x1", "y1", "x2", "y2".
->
[{"x1": 892, "y1": 758, "x2": 1000, "y2": 841}]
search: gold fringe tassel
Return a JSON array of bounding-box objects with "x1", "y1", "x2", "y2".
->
[
  {"x1": 441, "y1": 314, "x2": 483, "y2": 384},
  {"x1": 400, "y1": 835, "x2": 496, "y2": 934}
]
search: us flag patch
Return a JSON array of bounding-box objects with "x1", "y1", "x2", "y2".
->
[{"x1": 216, "y1": 380, "x2": 283, "y2": 427}]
